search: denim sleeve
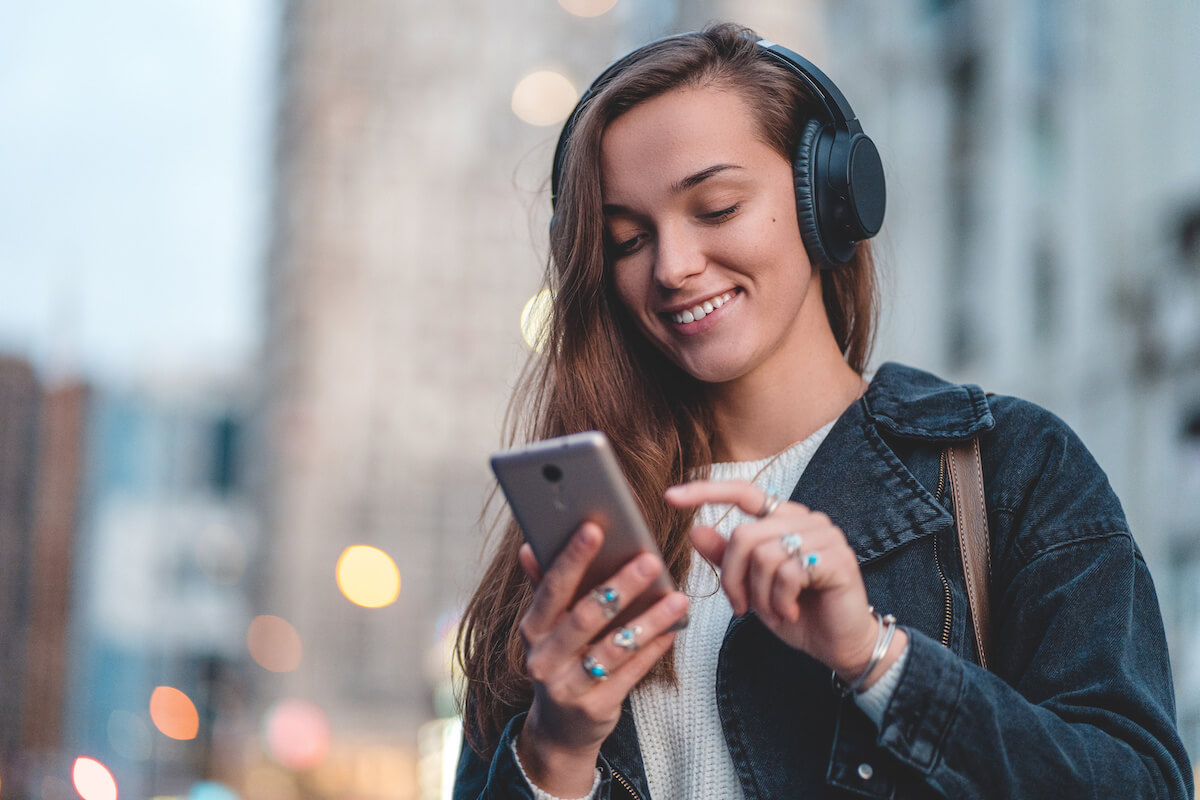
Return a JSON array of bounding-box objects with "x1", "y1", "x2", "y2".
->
[
  {"x1": 454, "y1": 713, "x2": 616, "y2": 800},
  {"x1": 876, "y1": 531, "x2": 1193, "y2": 799}
]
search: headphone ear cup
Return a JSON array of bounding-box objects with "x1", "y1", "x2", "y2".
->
[{"x1": 793, "y1": 118, "x2": 835, "y2": 269}]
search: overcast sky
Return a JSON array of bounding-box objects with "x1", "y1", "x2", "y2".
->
[{"x1": 0, "y1": 0, "x2": 273, "y2": 383}]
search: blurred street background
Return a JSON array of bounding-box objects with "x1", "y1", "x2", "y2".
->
[{"x1": 1, "y1": 1, "x2": 1198, "y2": 798}]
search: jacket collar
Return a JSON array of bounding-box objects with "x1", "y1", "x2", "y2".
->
[
  {"x1": 862, "y1": 361, "x2": 994, "y2": 440},
  {"x1": 787, "y1": 362, "x2": 993, "y2": 564}
]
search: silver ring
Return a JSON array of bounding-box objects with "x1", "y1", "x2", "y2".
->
[
  {"x1": 780, "y1": 532, "x2": 803, "y2": 558},
  {"x1": 612, "y1": 625, "x2": 642, "y2": 651},
  {"x1": 804, "y1": 552, "x2": 820, "y2": 574},
  {"x1": 582, "y1": 655, "x2": 609, "y2": 680},
  {"x1": 590, "y1": 586, "x2": 620, "y2": 619},
  {"x1": 756, "y1": 491, "x2": 783, "y2": 519}
]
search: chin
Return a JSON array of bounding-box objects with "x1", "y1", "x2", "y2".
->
[{"x1": 670, "y1": 356, "x2": 748, "y2": 386}]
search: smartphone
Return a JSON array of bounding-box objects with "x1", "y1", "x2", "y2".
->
[{"x1": 490, "y1": 430, "x2": 686, "y2": 631}]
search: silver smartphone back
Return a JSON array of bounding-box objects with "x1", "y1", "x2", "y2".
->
[{"x1": 490, "y1": 431, "x2": 683, "y2": 630}]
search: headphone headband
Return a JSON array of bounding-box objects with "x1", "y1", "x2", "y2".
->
[
  {"x1": 753, "y1": 40, "x2": 864, "y2": 136},
  {"x1": 550, "y1": 36, "x2": 864, "y2": 209}
]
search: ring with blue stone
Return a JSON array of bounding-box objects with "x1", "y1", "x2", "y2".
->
[
  {"x1": 804, "y1": 552, "x2": 820, "y2": 574},
  {"x1": 612, "y1": 625, "x2": 642, "y2": 651},
  {"x1": 581, "y1": 655, "x2": 609, "y2": 681},
  {"x1": 590, "y1": 585, "x2": 620, "y2": 619}
]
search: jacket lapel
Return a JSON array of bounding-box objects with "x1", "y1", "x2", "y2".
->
[{"x1": 789, "y1": 386, "x2": 953, "y2": 563}]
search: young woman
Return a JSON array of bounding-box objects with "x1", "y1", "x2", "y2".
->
[{"x1": 454, "y1": 23, "x2": 1192, "y2": 800}]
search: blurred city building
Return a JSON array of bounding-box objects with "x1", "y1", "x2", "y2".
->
[
  {"x1": 0, "y1": 358, "x2": 254, "y2": 800},
  {"x1": 60, "y1": 376, "x2": 255, "y2": 800},
  {"x1": 257, "y1": 1, "x2": 1199, "y2": 798},
  {"x1": 0, "y1": 356, "x2": 45, "y2": 797}
]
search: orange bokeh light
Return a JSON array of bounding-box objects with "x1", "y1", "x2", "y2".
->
[
  {"x1": 149, "y1": 686, "x2": 200, "y2": 740},
  {"x1": 247, "y1": 615, "x2": 303, "y2": 672},
  {"x1": 335, "y1": 545, "x2": 400, "y2": 608},
  {"x1": 72, "y1": 757, "x2": 117, "y2": 800}
]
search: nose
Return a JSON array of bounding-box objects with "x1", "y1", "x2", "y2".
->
[{"x1": 652, "y1": 222, "x2": 705, "y2": 290}]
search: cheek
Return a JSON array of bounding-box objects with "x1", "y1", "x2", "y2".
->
[{"x1": 611, "y1": 264, "x2": 647, "y2": 319}]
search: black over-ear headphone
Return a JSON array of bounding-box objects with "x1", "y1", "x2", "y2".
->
[{"x1": 550, "y1": 35, "x2": 886, "y2": 268}]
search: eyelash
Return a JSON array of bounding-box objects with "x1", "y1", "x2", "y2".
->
[
  {"x1": 700, "y1": 203, "x2": 740, "y2": 222},
  {"x1": 609, "y1": 204, "x2": 741, "y2": 257}
]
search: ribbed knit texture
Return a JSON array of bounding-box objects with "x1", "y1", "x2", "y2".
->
[{"x1": 630, "y1": 421, "x2": 835, "y2": 800}]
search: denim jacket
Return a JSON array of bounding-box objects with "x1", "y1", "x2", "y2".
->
[{"x1": 454, "y1": 362, "x2": 1193, "y2": 799}]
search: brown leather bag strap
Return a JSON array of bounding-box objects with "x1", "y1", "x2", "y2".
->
[{"x1": 946, "y1": 437, "x2": 992, "y2": 670}]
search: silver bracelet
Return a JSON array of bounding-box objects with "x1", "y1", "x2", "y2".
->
[{"x1": 835, "y1": 611, "x2": 897, "y2": 696}]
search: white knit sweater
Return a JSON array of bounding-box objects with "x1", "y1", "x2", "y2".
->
[{"x1": 514, "y1": 421, "x2": 908, "y2": 800}]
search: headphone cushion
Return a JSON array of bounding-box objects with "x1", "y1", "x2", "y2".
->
[{"x1": 793, "y1": 118, "x2": 833, "y2": 268}]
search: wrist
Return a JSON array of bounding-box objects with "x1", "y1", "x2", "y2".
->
[
  {"x1": 833, "y1": 610, "x2": 903, "y2": 694},
  {"x1": 858, "y1": 628, "x2": 907, "y2": 691},
  {"x1": 517, "y1": 716, "x2": 602, "y2": 798}
]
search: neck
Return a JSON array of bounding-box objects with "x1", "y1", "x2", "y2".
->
[{"x1": 706, "y1": 284, "x2": 866, "y2": 463}]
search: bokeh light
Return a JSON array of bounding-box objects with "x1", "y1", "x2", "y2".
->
[
  {"x1": 247, "y1": 615, "x2": 303, "y2": 672},
  {"x1": 188, "y1": 781, "x2": 239, "y2": 800},
  {"x1": 264, "y1": 699, "x2": 330, "y2": 771},
  {"x1": 149, "y1": 686, "x2": 200, "y2": 741},
  {"x1": 511, "y1": 71, "x2": 577, "y2": 126},
  {"x1": 558, "y1": 0, "x2": 619, "y2": 16},
  {"x1": 335, "y1": 545, "x2": 400, "y2": 608},
  {"x1": 520, "y1": 289, "x2": 555, "y2": 353},
  {"x1": 72, "y1": 758, "x2": 117, "y2": 800}
]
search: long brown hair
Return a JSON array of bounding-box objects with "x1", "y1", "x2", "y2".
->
[{"x1": 456, "y1": 22, "x2": 879, "y2": 756}]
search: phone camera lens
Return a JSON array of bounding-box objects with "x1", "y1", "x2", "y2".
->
[{"x1": 542, "y1": 464, "x2": 563, "y2": 483}]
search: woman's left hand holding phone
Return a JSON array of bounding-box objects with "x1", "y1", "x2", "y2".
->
[{"x1": 515, "y1": 522, "x2": 690, "y2": 798}]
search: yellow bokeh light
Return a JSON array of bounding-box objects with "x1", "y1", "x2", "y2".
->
[
  {"x1": 336, "y1": 545, "x2": 401, "y2": 608},
  {"x1": 247, "y1": 615, "x2": 303, "y2": 672},
  {"x1": 558, "y1": 0, "x2": 619, "y2": 16},
  {"x1": 520, "y1": 289, "x2": 555, "y2": 353},
  {"x1": 72, "y1": 757, "x2": 118, "y2": 800},
  {"x1": 511, "y1": 71, "x2": 578, "y2": 127},
  {"x1": 149, "y1": 686, "x2": 199, "y2": 741}
]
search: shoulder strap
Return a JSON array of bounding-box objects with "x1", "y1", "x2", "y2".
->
[{"x1": 946, "y1": 437, "x2": 992, "y2": 669}]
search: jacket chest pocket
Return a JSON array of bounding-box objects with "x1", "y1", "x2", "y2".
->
[{"x1": 859, "y1": 530, "x2": 964, "y2": 656}]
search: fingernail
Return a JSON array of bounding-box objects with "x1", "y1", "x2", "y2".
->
[
  {"x1": 667, "y1": 593, "x2": 688, "y2": 613},
  {"x1": 635, "y1": 553, "x2": 659, "y2": 578}
]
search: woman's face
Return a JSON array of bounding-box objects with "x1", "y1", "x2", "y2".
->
[{"x1": 600, "y1": 85, "x2": 824, "y2": 387}]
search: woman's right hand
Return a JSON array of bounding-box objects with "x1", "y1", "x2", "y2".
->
[{"x1": 515, "y1": 522, "x2": 689, "y2": 798}]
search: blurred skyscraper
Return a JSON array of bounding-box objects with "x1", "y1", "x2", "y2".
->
[{"x1": 258, "y1": 2, "x2": 1200, "y2": 796}]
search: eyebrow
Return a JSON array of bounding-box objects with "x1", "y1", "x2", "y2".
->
[
  {"x1": 602, "y1": 163, "x2": 745, "y2": 216},
  {"x1": 674, "y1": 162, "x2": 743, "y2": 192}
]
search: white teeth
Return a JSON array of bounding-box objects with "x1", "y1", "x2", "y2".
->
[{"x1": 671, "y1": 291, "x2": 734, "y2": 324}]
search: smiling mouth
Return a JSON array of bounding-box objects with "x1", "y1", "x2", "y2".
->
[
  {"x1": 667, "y1": 291, "x2": 739, "y2": 326},
  {"x1": 668, "y1": 290, "x2": 736, "y2": 324}
]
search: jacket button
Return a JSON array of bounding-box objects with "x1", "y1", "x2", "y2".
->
[{"x1": 857, "y1": 763, "x2": 874, "y2": 780}]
